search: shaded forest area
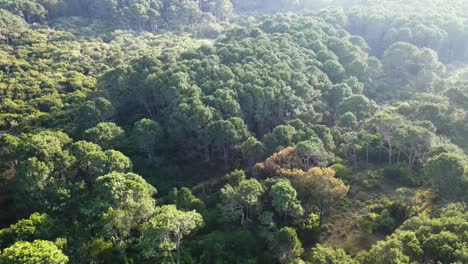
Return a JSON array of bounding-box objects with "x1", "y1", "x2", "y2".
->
[{"x1": 0, "y1": 0, "x2": 467, "y2": 263}]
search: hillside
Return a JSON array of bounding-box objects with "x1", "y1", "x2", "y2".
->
[{"x1": 0, "y1": 0, "x2": 467, "y2": 263}]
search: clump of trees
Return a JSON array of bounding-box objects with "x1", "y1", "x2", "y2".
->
[{"x1": 0, "y1": 0, "x2": 233, "y2": 33}]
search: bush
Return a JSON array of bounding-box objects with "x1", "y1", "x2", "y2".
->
[
  {"x1": 365, "y1": 198, "x2": 412, "y2": 235},
  {"x1": 383, "y1": 164, "x2": 420, "y2": 185},
  {"x1": 331, "y1": 163, "x2": 352, "y2": 179}
]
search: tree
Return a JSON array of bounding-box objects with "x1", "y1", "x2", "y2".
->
[
  {"x1": 168, "y1": 187, "x2": 206, "y2": 213},
  {"x1": 92, "y1": 172, "x2": 156, "y2": 218},
  {"x1": 196, "y1": 229, "x2": 257, "y2": 264},
  {"x1": 254, "y1": 147, "x2": 303, "y2": 178},
  {"x1": 290, "y1": 168, "x2": 349, "y2": 226},
  {"x1": 4, "y1": 131, "x2": 74, "y2": 212},
  {"x1": 269, "y1": 179, "x2": 304, "y2": 221},
  {"x1": 76, "y1": 97, "x2": 115, "y2": 129},
  {"x1": 423, "y1": 231, "x2": 460, "y2": 263},
  {"x1": 131, "y1": 118, "x2": 162, "y2": 161},
  {"x1": 358, "y1": 231, "x2": 421, "y2": 264},
  {"x1": 0, "y1": 10, "x2": 29, "y2": 44},
  {"x1": 15, "y1": 157, "x2": 51, "y2": 202},
  {"x1": 211, "y1": 0, "x2": 233, "y2": 22},
  {"x1": 219, "y1": 178, "x2": 265, "y2": 224},
  {"x1": 147, "y1": 8, "x2": 161, "y2": 32},
  {"x1": 0, "y1": 213, "x2": 53, "y2": 248},
  {"x1": 370, "y1": 112, "x2": 404, "y2": 164},
  {"x1": 81, "y1": 150, "x2": 132, "y2": 179},
  {"x1": 224, "y1": 169, "x2": 246, "y2": 186},
  {"x1": 14, "y1": 156, "x2": 71, "y2": 213},
  {"x1": 0, "y1": 0, "x2": 47, "y2": 23},
  {"x1": 337, "y1": 95, "x2": 378, "y2": 121},
  {"x1": 0, "y1": 240, "x2": 68, "y2": 264},
  {"x1": 339, "y1": 132, "x2": 366, "y2": 167},
  {"x1": 297, "y1": 213, "x2": 320, "y2": 246},
  {"x1": 93, "y1": 0, "x2": 118, "y2": 19},
  {"x1": 139, "y1": 205, "x2": 203, "y2": 264},
  {"x1": 296, "y1": 139, "x2": 331, "y2": 170},
  {"x1": 0, "y1": 134, "x2": 21, "y2": 168},
  {"x1": 393, "y1": 123, "x2": 434, "y2": 169},
  {"x1": 209, "y1": 117, "x2": 250, "y2": 168},
  {"x1": 360, "y1": 203, "x2": 467, "y2": 264},
  {"x1": 340, "y1": 112, "x2": 358, "y2": 129},
  {"x1": 163, "y1": 0, "x2": 202, "y2": 31},
  {"x1": 240, "y1": 136, "x2": 266, "y2": 166},
  {"x1": 91, "y1": 172, "x2": 156, "y2": 259},
  {"x1": 323, "y1": 60, "x2": 346, "y2": 83},
  {"x1": 19, "y1": 131, "x2": 72, "y2": 166},
  {"x1": 168, "y1": 98, "x2": 213, "y2": 160},
  {"x1": 69, "y1": 140, "x2": 102, "y2": 169},
  {"x1": 263, "y1": 125, "x2": 296, "y2": 154},
  {"x1": 425, "y1": 153, "x2": 467, "y2": 200},
  {"x1": 84, "y1": 122, "x2": 125, "y2": 150},
  {"x1": 327, "y1": 83, "x2": 352, "y2": 110},
  {"x1": 307, "y1": 244, "x2": 357, "y2": 264},
  {"x1": 272, "y1": 227, "x2": 304, "y2": 264},
  {"x1": 381, "y1": 42, "x2": 443, "y2": 99}
]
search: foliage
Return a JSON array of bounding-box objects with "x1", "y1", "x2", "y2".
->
[
  {"x1": 0, "y1": 240, "x2": 68, "y2": 264},
  {"x1": 306, "y1": 244, "x2": 357, "y2": 264},
  {"x1": 1, "y1": 0, "x2": 468, "y2": 263}
]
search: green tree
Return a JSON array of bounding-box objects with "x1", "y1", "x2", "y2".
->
[
  {"x1": 423, "y1": 231, "x2": 460, "y2": 263},
  {"x1": 269, "y1": 179, "x2": 304, "y2": 221},
  {"x1": 264, "y1": 125, "x2": 296, "y2": 154},
  {"x1": 358, "y1": 231, "x2": 423, "y2": 264},
  {"x1": 0, "y1": 0, "x2": 47, "y2": 23},
  {"x1": 240, "y1": 136, "x2": 266, "y2": 166},
  {"x1": 272, "y1": 227, "x2": 304, "y2": 264},
  {"x1": 224, "y1": 169, "x2": 247, "y2": 186},
  {"x1": 369, "y1": 112, "x2": 404, "y2": 165},
  {"x1": 337, "y1": 95, "x2": 378, "y2": 121},
  {"x1": 84, "y1": 122, "x2": 125, "y2": 150},
  {"x1": 131, "y1": 118, "x2": 162, "y2": 161},
  {"x1": 340, "y1": 112, "x2": 358, "y2": 129},
  {"x1": 90, "y1": 172, "x2": 156, "y2": 259},
  {"x1": 0, "y1": 213, "x2": 53, "y2": 248},
  {"x1": 307, "y1": 244, "x2": 357, "y2": 264},
  {"x1": 298, "y1": 213, "x2": 320, "y2": 246},
  {"x1": 76, "y1": 97, "x2": 115, "y2": 129},
  {"x1": 296, "y1": 139, "x2": 331, "y2": 170},
  {"x1": 0, "y1": 240, "x2": 68, "y2": 264},
  {"x1": 209, "y1": 117, "x2": 250, "y2": 168},
  {"x1": 323, "y1": 60, "x2": 346, "y2": 83},
  {"x1": 168, "y1": 187, "x2": 206, "y2": 213},
  {"x1": 220, "y1": 178, "x2": 265, "y2": 224},
  {"x1": 425, "y1": 153, "x2": 467, "y2": 200},
  {"x1": 327, "y1": 83, "x2": 352, "y2": 110},
  {"x1": 196, "y1": 229, "x2": 257, "y2": 264},
  {"x1": 139, "y1": 205, "x2": 203, "y2": 264},
  {"x1": 81, "y1": 150, "x2": 132, "y2": 179}
]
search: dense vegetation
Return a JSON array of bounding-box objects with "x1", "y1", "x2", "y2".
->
[{"x1": 0, "y1": 0, "x2": 467, "y2": 263}]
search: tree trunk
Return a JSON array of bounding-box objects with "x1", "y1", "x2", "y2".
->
[
  {"x1": 318, "y1": 200, "x2": 324, "y2": 228},
  {"x1": 223, "y1": 143, "x2": 228, "y2": 170},
  {"x1": 408, "y1": 151, "x2": 414, "y2": 170},
  {"x1": 366, "y1": 142, "x2": 369, "y2": 167},
  {"x1": 167, "y1": 249, "x2": 175, "y2": 264},
  {"x1": 388, "y1": 142, "x2": 392, "y2": 164},
  {"x1": 176, "y1": 237, "x2": 180, "y2": 264}
]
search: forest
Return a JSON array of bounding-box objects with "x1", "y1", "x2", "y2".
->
[{"x1": 0, "y1": 0, "x2": 467, "y2": 263}]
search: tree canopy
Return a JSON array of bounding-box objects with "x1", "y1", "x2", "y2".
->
[{"x1": 1, "y1": 0, "x2": 468, "y2": 263}]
